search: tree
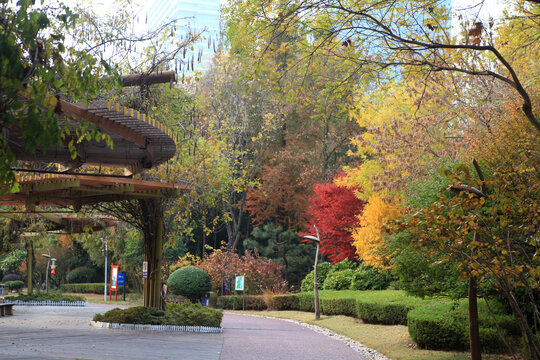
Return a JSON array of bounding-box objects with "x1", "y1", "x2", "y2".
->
[
  {"x1": 391, "y1": 165, "x2": 540, "y2": 359},
  {"x1": 0, "y1": 1, "x2": 118, "y2": 191},
  {"x1": 303, "y1": 178, "x2": 365, "y2": 264},
  {"x1": 226, "y1": 0, "x2": 539, "y2": 133}
]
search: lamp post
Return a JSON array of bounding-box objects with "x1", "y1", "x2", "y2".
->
[
  {"x1": 303, "y1": 225, "x2": 321, "y2": 320},
  {"x1": 101, "y1": 237, "x2": 108, "y2": 301},
  {"x1": 41, "y1": 250, "x2": 56, "y2": 294}
]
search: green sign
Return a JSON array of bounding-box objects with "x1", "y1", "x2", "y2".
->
[{"x1": 235, "y1": 276, "x2": 245, "y2": 291}]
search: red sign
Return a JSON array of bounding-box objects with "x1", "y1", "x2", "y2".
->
[{"x1": 109, "y1": 264, "x2": 119, "y2": 301}]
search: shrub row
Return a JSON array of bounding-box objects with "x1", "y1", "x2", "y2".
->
[
  {"x1": 61, "y1": 283, "x2": 128, "y2": 294},
  {"x1": 217, "y1": 290, "x2": 519, "y2": 353},
  {"x1": 93, "y1": 302, "x2": 223, "y2": 327}
]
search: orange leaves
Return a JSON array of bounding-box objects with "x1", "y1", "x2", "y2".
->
[{"x1": 352, "y1": 196, "x2": 405, "y2": 269}]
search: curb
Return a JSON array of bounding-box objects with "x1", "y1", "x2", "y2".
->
[{"x1": 90, "y1": 320, "x2": 223, "y2": 333}]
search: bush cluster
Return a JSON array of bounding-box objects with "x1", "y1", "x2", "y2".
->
[
  {"x1": 61, "y1": 283, "x2": 127, "y2": 294},
  {"x1": 300, "y1": 260, "x2": 391, "y2": 292},
  {"x1": 93, "y1": 302, "x2": 223, "y2": 327}
]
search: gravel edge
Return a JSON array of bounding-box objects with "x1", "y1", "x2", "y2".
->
[{"x1": 232, "y1": 313, "x2": 391, "y2": 360}]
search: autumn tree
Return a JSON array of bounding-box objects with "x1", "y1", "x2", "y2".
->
[{"x1": 304, "y1": 178, "x2": 365, "y2": 264}]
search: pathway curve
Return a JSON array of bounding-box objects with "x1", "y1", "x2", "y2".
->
[
  {"x1": 0, "y1": 304, "x2": 372, "y2": 359},
  {"x1": 220, "y1": 313, "x2": 370, "y2": 360}
]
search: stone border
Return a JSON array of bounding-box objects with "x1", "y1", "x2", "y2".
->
[
  {"x1": 237, "y1": 314, "x2": 391, "y2": 360},
  {"x1": 90, "y1": 321, "x2": 222, "y2": 333},
  {"x1": 10, "y1": 300, "x2": 87, "y2": 307}
]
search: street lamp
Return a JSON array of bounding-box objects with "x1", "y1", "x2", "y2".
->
[
  {"x1": 41, "y1": 251, "x2": 56, "y2": 294},
  {"x1": 101, "y1": 237, "x2": 108, "y2": 301},
  {"x1": 303, "y1": 225, "x2": 321, "y2": 320}
]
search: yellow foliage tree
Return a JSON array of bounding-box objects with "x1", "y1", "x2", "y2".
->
[{"x1": 352, "y1": 196, "x2": 405, "y2": 268}]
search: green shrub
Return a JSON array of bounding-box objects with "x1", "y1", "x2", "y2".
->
[
  {"x1": 272, "y1": 294, "x2": 298, "y2": 310},
  {"x1": 321, "y1": 298, "x2": 356, "y2": 316},
  {"x1": 167, "y1": 266, "x2": 211, "y2": 301},
  {"x1": 350, "y1": 264, "x2": 391, "y2": 290},
  {"x1": 300, "y1": 262, "x2": 332, "y2": 292},
  {"x1": 5, "y1": 280, "x2": 24, "y2": 292},
  {"x1": 407, "y1": 303, "x2": 466, "y2": 350},
  {"x1": 357, "y1": 301, "x2": 413, "y2": 325},
  {"x1": 66, "y1": 267, "x2": 97, "y2": 284},
  {"x1": 322, "y1": 269, "x2": 355, "y2": 290},
  {"x1": 407, "y1": 302, "x2": 519, "y2": 352},
  {"x1": 217, "y1": 295, "x2": 266, "y2": 310},
  {"x1": 296, "y1": 292, "x2": 314, "y2": 312},
  {"x1": 165, "y1": 302, "x2": 223, "y2": 327},
  {"x1": 61, "y1": 283, "x2": 127, "y2": 294},
  {"x1": 94, "y1": 306, "x2": 164, "y2": 325},
  {"x1": 331, "y1": 259, "x2": 357, "y2": 271}
]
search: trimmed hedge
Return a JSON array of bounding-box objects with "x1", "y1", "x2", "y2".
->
[
  {"x1": 272, "y1": 294, "x2": 298, "y2": 310},
  {"x1": 61, "y1": 283, "x2": 128, "y2": 294},
  {"x1": 217, "y1": 295, "x2": 266, "y2": 310},
  {"x1": 321, "y1": 298, "x2": 356, "y2": 316},
  {"x1": 407, "y1": 302, "x2": 518, "y2": 353},
  {"x1": 357, "y1": 301, "x2": 414, "y2": 325},
  {"x1": 5, "y1": 280, "x2": 24, "y2": 292},
  {"x1": 66, "y1": 267, "x2": 97, "y2": 284},
  {"x1": 167, "y1": 266, "x2": 211, "y2": 301}
]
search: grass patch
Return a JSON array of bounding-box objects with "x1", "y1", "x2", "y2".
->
[{"x1": 70, "y1": 292, "x2": 143, "y2": 306}]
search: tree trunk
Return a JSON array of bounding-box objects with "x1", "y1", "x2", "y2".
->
[
  {"x1": 469, "y1": 276, "x2": 481, "y2": 360},
  {"x1": 141, "y1": 199, "x2": 164, "y2": 309}
]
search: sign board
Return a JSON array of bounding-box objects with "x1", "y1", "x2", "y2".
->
[
  {"x1": 142, "y1": 261, "x2": 148, "y2": 279},
  {"x1": 235, "y1": 276, "x2": 244, "y2": 291},
  {"x1": 110, "y1": 264, "x2": 119, "y2": 290},
  {"x1": 117, "y1": 272, "x2": 125, "y2": 286}
]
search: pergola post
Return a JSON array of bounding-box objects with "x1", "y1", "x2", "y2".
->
[
  {"x1": 141, "y1": 199, "x2": 164, "y2": 309},
  {"x1": 25, "y1": 238, "x2": 34, "y2": 295}
]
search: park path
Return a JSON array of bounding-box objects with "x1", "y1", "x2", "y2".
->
[
  {"x1": 0, "y1": 304, "x2": 369, "y2": 359},
  {"x1": 220, "y1": 313, "x2": 369, "y2": 360}
]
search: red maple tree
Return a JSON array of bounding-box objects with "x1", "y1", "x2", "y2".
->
[{"x1": 303, "y1": 178, "x2": 364, "y2": 264}]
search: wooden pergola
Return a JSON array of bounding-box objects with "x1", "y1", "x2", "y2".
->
[{"x1": 1, "y1": 72, "x2": 186, "y2": 308}]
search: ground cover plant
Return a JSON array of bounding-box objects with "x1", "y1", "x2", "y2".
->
[
  {"x1": 93, "y1": 302, "x2": 223, "y2": 327},
  {"x1": 5, "y1": 292, "x2": 86, "y2": 302}
]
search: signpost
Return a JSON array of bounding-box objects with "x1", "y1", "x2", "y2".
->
[
  {"x1": 118, "y1": 272, "x2": 126, "y2": 301},
  {"x1": 109, "y1": 264, "x2": 119, "y2": 301},
  {"x1": 142, "y1": 261, "x2": 148, "y2": 279},
  {"x1": 235, "y1": 275, "x2": 245, "y2": 311}
]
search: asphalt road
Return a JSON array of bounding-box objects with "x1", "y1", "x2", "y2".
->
[{"x1": 0, "y1": 304, "x2": 369, "y2": 360}]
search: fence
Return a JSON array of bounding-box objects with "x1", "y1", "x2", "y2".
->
[{"x1": 11, "y1": 300, "x2": 88, "y2": 306}]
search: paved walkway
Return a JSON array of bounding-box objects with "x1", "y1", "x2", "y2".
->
[{"x1": 0, "y1": 304, "x2": 369, "y2": 360}]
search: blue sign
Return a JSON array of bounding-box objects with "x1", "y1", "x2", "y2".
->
[{"x1": 117, "y1": 272, "x2": 125, "y2": 286}]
